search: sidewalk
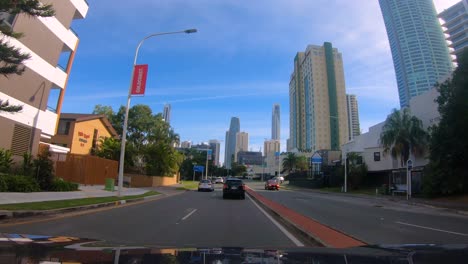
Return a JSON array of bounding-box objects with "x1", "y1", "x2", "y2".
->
[
  {"x1": 0, "y1": 185, "x2": 148, "y2": 205},
  {"x1": 283, "y1": 183, "x2": 468, "y2": 214}
]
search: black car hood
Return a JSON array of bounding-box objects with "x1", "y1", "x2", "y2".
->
[{"x1": 0, "y1": 234, "x2": 467, "y2": 263}]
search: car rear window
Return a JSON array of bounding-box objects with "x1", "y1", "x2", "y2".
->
[
  {"x1": 201, "y1": 180, "x2": 210, "y2": 183},
  {"x1": 227, "y1": 180, "x2": 242, "y2": 186}
]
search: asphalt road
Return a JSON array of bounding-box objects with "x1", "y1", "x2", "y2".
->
[
  {"x1": 248, "y1": 181, "x2": 468, "y2": 245},
  {"x1": 0, "y1": 185, "x2": 300, "y2": 248}
]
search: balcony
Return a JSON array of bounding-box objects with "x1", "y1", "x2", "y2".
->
[
  {"x1": 71, "y1": 0, "x2": 89, "y2": 19},
  {"x1": 38, "y1": 109, "x2": 59, "y2": 139},
  {"x1": 37, "y1": 16, "x2": 79, "y2": 52}
]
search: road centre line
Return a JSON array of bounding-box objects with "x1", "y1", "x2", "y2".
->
[
  {"x1": 181, "y1": 209, "x2": 197, "y2": 221},
  {"x1": 247, "y1": 194, "x2": 304, "y2": 247},
  {"x1": 395, "y1": 221, "x2": 468, "y2": 236}
]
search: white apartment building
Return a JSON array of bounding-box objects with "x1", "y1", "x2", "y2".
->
[
  {"x1": 289, "y1": 42, "x2": 349, "y2": 152},
  {"x1": 0, "y1": 0, "x2": 88, "y2": 156},
  {"x1": 264, "y1": 140, "x2": 280, "y2": 157},
  {"x1": 342, "y1": 87, "x2": 440, "y2": 172},
  {"x1": 346, "y1": 94, "x2": 360, "y2": 141},
  {"x1": 235, "y1": 132, "x2": 248, "y2": 161},
  {"x1": 439, "y1": 0, "x2": 468, "y2": 60}
]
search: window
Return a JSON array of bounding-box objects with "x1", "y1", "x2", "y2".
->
[
  {"x1": 374, "y1": 152, "x2": 381, "y2": 161},
  {"x1": 11, "y1": 124, "x2": 32, "y2": 155},
  {"x1": 0, "y1": 12, "x2": 17, "y2": 27},
  {"x1": 57, "y1": 120, "x2": 71, "y2": 135},
  {"x1": 92, "y1": 129, "x2": 98, "y2": 149}
]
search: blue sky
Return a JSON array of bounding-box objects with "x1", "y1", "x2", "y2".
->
[{"x1": 62, "y1": 0, "x2": 456, "y2": 165}]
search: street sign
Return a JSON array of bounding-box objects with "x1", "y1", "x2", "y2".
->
[
  {"x1": 193, "y1": 165, "x2": 204, "y2": 172},
  {"x1": 130, "y1": 64, "x2": 148, "y2": 96},
  {"x1": 311, "y1": 152, "x2": 322, "y2": 164},
  {"x1": 207, "y1": 149, "x2": 212, "y2": 160},
  {"x1": 407, "y1": 159, "x2": 413, "y2": 170}
]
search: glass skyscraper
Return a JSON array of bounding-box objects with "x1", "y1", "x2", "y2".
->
[
  {"x1": 379, "y1": 0, "x2": 453, "y2": 107},
  {"x1": 224, "y1": 117, "x2": 240, "y2": 169},
  {"x1": 271, "y1": 104, "x2": 280, "y2": 140}
]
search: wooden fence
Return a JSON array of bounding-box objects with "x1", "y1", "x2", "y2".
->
[
  {"x1": 56, "y1": 154, "x2": 118, "y2": 185},
  {"x1": 124, "y1": 173, "x2": 180, "y2": 187}
]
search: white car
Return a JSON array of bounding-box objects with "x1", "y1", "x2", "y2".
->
[
  {"x1": 215, "y1": 177, "x2": 224, "y2": 184},
  {"x1": 198, "y1": 180, "x2": 214, "y2": 192},
  {"x1": 276, "y1": 176, "x2": 284, "y2": 183}
]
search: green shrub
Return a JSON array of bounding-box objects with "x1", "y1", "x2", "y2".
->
[
  {"x1": 22, "y1": 153, "x2": 34, "y2": 176},
  {"x1": 33, "y1": 149, "x2": 54, "y2": 190},
  {"x1": 0, "y1": 176, "x2": 7, "y2": 192},
  {"x1": 0, "y1": 149, "x2": 13, "y2": 173},
  {"x1": 49, "y1": 178, "x2": 79, "y2": 192},
  {"x1": 4, "y1": 175, "x2": 40, "y2": 192}
]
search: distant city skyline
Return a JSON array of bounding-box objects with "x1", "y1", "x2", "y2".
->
[
  {"x1": 379, "y1": 0, "x2": 453, "y2": 107},
  {"x1": 59, "y1": 1, "x2": 456, "y2": 167}
]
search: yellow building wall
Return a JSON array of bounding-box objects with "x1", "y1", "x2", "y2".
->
[{"x1": 70, "y1": 119, "x2": 113, "y2": 154}]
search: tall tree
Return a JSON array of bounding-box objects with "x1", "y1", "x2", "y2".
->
[
  {"x1": 282, "y1": 153, "x2": 298, "y2": 173},
  {"x1": 424, "y1": 50, "x2": 468, "y2": 195},
  {"x1": 380, "y1": 108, "x2": 428, "y2": 167},
  {"x1": 231, "y1": 162, "x2": 247, "y2": 176},
  {"x1": 91, "y1": 104, "x2": 183, "y2": 176},
  {"x1": 296, "y1": 156, "x2": 309, "y2": 171},
  {"x1": 92, "y1": 104, "x2": 115, "y2": 122},
  {"x1": 0, "y1": 0, "x2": 54, "y2": 112}
]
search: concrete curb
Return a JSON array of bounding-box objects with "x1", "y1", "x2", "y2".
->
[
  {"x1": 245, "y1": 187, "x2": 367, "y2": 248},
  {"x1": 0, "y1": 194, "x2": 162, "y2": 220},
  {"x1": 283, "y1": 185, "x2": 468, "y2": 216},
  {"x1": 246, "y1": 190, "x2": 324, "y2": 247}
]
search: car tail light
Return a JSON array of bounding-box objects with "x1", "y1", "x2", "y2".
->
[{"x1": 223, "y1": 183, "x2": 227, "y2": 189}]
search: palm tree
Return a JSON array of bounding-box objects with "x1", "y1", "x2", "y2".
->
[
  {"x1": 282, "y1": 153, "x2": 298, "y2": 173},
  {"x1": 380, "y1": 108, "x2": 428, "y2": 167}
]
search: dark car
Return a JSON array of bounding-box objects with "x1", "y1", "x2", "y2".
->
[{"x1": 223, "y1": 178, "x2": 245, "y2": 199}]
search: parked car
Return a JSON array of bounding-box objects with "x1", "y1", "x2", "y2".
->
[
  {"x1": 215, "y1": 177, "x2": 224, "y2": 184},
  {"x1": 223, "y1": 178, "x2": 245, "y2": 199},
  {"x1": 265, "y1": 179, "x2": 280, "y2": 190},
  {"x1": 198, "y1": 179, "x2": 214, "y2": 192}
]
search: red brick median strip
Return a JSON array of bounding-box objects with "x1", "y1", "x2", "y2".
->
[{"x1": 246, "y1": 187, "x2": 366, "y2": 248}]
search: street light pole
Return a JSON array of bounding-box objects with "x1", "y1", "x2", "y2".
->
[
  {"x1": 117, "y1": 29, "x2": 197, "y2": 197},
  {"x1": 344, "y1": 149, "x2": 347, "y2": 193},
  {"x1": 205, "y1": 151, "x2": 209, "y2": 180}
]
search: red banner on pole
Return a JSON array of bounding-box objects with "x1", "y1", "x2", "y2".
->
[{"x1": 130, "y1": 64, "x2": 148, "y2": 96}]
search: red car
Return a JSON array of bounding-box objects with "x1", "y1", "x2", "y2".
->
[{"x1": 265, "y1": 179, "x2": 280, "y2": 190}]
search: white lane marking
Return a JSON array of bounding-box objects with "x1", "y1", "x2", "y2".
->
[
  {"x1": 247, "y1": 194, "x2": 304, "y2": 247},
  {"x1": 396, "y1": 221, "x2": 468, "y2": 236},
  {"x1": 181, "y1": 209, "x2": 198, "y2": 221}
]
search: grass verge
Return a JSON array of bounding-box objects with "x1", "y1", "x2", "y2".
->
[
  {"x1": 0, "y1": 191, "x2": 159, "y2": 211},
  {"x1": 179, "y1": 181, "x2": 199, "y2": 191}
]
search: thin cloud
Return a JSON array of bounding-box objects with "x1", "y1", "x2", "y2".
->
[{"x1": 65, "y1": 81, "x2": 288, "y2": 101}]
